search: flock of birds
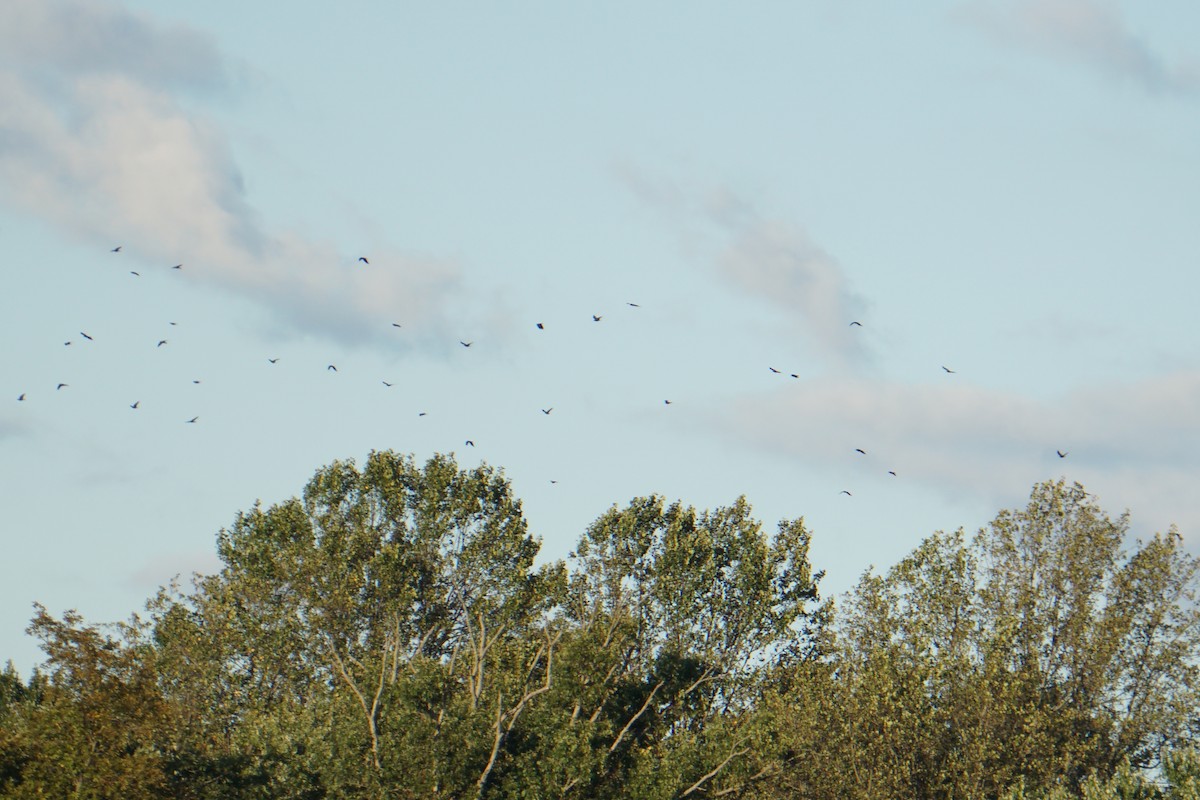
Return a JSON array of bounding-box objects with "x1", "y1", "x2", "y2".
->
[{"x1": 12, "y1": 246, "x2": 1071, "y2": 497}]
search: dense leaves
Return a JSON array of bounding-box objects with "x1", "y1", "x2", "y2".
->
[{"x1": 1, "y1": 458, "x2": 1197, "y2": 799}]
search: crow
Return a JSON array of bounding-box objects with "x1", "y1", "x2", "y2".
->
[
  {"x1": 855, "y1": 448, "x2": 867, "y2": 455},
  {"x1": 130, "y1": 271, "x2": 140, "y2": 277},
  {"x1": 542, "y1": 408, "x2": 553, "y2": 415},
  {"x1": 840, "y1": 490, "x2": 853, "y2": 496},
  {"x1": 592, "y1": 315, "x2": 602, "y2": 322},
  {"x1": 358, "y1": 257, "x2": 369, "y2": 264},
  {"x1": 268, "y1": 358, "x2": 279, "y2": 364},
  {"x1": 536, "y1": 323, "x2": 544, "y2": 330},
  {"x1": 327, "y1": 365, "x2": 337, "y2": 372},
  {"x1": 1057, "y1": 450, "x2": 1068, "y2": 458},
  {"x1": 849, "y1": 321, "x2": 862, "y2": 327},
  {"x1": 465, "y1": 440, "x2": 475, "y2": 447},
  {"x1": 130, "y1": 401, "x2": 139, "y2": 409},
  {"x1": 460, "y1": 341, "x2": 473, "y2": 348},
  {"x1": 157, "y1": 340, "x2": 168, "y2": 347}
]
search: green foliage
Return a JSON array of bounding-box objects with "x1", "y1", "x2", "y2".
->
[{"x1": 3, "y1": 464, "x2": 1197, "y2": 800}]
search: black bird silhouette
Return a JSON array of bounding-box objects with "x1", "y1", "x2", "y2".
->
[
  {"x1": 186, "y1": 416, "x2": 198, "y2": 423},
  {"x1": 17, "y1": 393, "x2": 25, "y2": 401},
  {"x1": 418, "y1": 412, "x2": 427, "y2": 417},
  {"x1": 172, "y1": 264, "x2": 182, "y2": 270},
  {"x1": 382, "y1": 381, "x2": 393, "y2": 387},
  {"x1": 130, "y1": 271, "x2": 140, "y2": 277},
  {"x1": 56, "y1": 383, "x2": 67, "y2": 390},
  {"x1": 465, "y1": 440, "x2": 474, "y2": 447},
  {"x1": 888, "y1": 470, "x2": 897, "y2": 476},
  {"x1": 110, "y1": 246, "x2": 121, "y2": 253},
  {"x1": 80, "y1": 332, "x2": 93, "y2": 341},
  {"x1": 192, "y1": 380, "x2": 201, "y2": 384},
  {"x1": 769, "y1": 367, "x2": 781, "y2": 374},
  {"x1": 327, "y1": 365, "x2": 337, "y2": 372},
  {"x1": 627, "y1": 302, "x2": 640, "y2": 308},
  {"x1": 169, "y1": 322, "x2": 177, "y2": 326},
  {"x1": 541, "y1": 408, "x2": 553, "y2": 415},
  {"x1": 130, "y1": 401, "x2": 139, "y2": 409},
  {"x1": 64, "y1": 341, "x2": 71, "y2": 346},
  {"x1": 358, "y1": 257, "x2": 369, "y2": 264},
  {"x1": 790, "y1": 373, "x2": 799, "y2": 378},
  {"x1": 942, "y1": 366, "x2": 956, "y2": 373},
  {"x1": 1057, "y1": 450, "x2": 1068, "y2": 458},
  {"x1": 268, "y1": 358, "x2": 279, "y2": 364},
  {"x1": 664, "y1": 399, "x2": 672, "y2": 405},
  {"x1": 849, "y1": 321, "x2": 862, "y2": 327},
  {"x1": 536, "y1": 323, "x2": 544, "y2": 330},
  {"x1": 592, "y1": 315, "x2": 602, "y2": 322},
  {"x1": 392, "y1": 323, "x2": 402, "y2": 328},
  {"x1": 840, "y1": 490, "x2": 853, "y2": 496},
  {"x1": 157, "y1": 340, "x2": 167, "y2": 347},
  {"x1": 855, "y1": 448, "x2": 866, "y2": 455},
  {"x1": 550, "y1": 480, "x2": 558, "y2": 484},
  {"x1": 460, "y1": 341, "x2": 473, "y2": 348}
]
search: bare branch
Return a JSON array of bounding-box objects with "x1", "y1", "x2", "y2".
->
[
  {"x1": 608, "y1": 681, "x2": 664, "y2": 754},
  {"x1": 681, "y1": 746, "x2": 751, "y2": 796}
]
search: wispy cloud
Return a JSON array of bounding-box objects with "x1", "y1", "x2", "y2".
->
[
  {"x1": 0, "y1": 0, "x2": 468, "y2": 347},
  {"x1": 614, "y1": 165, "x2": 869, "y2": 367},
  {"x1": 714, "y1": 369, "x2": 1200, "y2": 540},
  {"x1": 958, "y1": 0, "x2": 1200, "y2": 95}
]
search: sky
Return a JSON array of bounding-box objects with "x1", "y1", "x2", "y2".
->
[{"x1": 2, "y1": 0, "x2": 1199, "y2": 674}]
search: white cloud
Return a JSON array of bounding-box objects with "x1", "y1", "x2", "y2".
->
[
  {"x1": 958, "y1": 0, "x2": 1200, "y2": 95},
  {"x1": 713, "y1": 369, "x2": 1200, "y2": 541},
  {"x1": 0, "y1": 0, "x2": 469, "y2": 347}
]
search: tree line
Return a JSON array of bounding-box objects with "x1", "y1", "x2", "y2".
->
[{"x1": 1, "y1": 450, "x2": 1198, "y2": 799}]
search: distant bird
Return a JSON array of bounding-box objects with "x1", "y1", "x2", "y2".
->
[
  {"x1": 550, "y1": 480, "x2": 558, "y2": 484},
  {"x1": 592, "y1": 315, "x2": 602, "y2": 322},
  {"x1": 1057, "y1": 450, "x2": 1068, "y2": 458},
  {"x1": 130, "y1": 271, "x2": 140, "y2": 277},
  {"x1": 327, "y1": 365, "x2": 337, "y2": 372},
  {"x1": 392, "y1": 323, "x2": 402, "y2": 328},
  {"x1": 358, "y1": 257, "x2": 369, "y2": 264},
  {"x1": 627, "y1": 302, "x2": 640, "y2": 308},
  {"x1": 64, "y1": 341, "x2": 71, "y2": 346},
  {"x1": 465, "y1": 440, "x2": 474, "y2": 447},
  {"x1": 110, "y1": 246, "x2": 122, "y2": 253},
  {"x1": 17, "y1": 393, "x2": 25, "y2": 401},
  {"x1": 942, "y1": 366, "x2": 956, "y2": 374},
  {"x1": 80, "y1": 332, "x2": 93, "y2": 341},
  {"x1": 382, "y1": 381, "x2": 393, "y2": 387},
  {"x1": 186, "y1": 416, "x2": 198, "y2": 423},
  {"x1": 769, "y1": 367, "x2": 781, "y2": 374},
  {"x1": 855, "y1": 448, "x2": 866, "y2": 455},
  {"x1": 888, "y1": 470, "x2": 897, "y2": 476},
  {"x1": 56, "y1": 383, "x2": 68, "y2": 390},
  {"x1": 460, "y1": 341, "x2": 473, "y2": 348},
  {"x1": 541, "y1": 408, "x2": 553, "y2": 415},
  {"x1": 169, "y1": 322, "x2": 177, "y2": 326},
  {"x1": 664, "y1": 399, "x2": 672, "y2": 405},
  {"x1": 192, "y1": 380, "x2": 201, "y2": 384},
  {"x1": 130, "y1": 401, "x2": 139, "y2": 409},
  {"x1": 849, "y1": 321, "x2": 862, "y2": 327},
  {"x1": 157, "y1": 340, "x2": 168, "y2": 347},
  {"x1": 840, "y1": 490, "x2": 853, "y2": 496},
  {"x1": 418, "y1": 412, "x2": 427, "y2": 417},
  {"x1": 268, "y1": 358, "x2": 279, "y2": 364},
  {"x1": 172, "y1": 264, "x2": 182, "y2": 270},
  {"x1": 536, "y1": 323, "x2": 544, "y2": 330},
  {"x1": 790, "y1": 373, "x2": 799, "y2": 379}
]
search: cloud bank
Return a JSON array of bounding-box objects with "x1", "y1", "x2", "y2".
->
[
  {"x1": 959, "y1": 0, "x2": 1200, "y2": 95},
  {"x1": 0, "y1": 0, "x2": 466, "y2": 346}
]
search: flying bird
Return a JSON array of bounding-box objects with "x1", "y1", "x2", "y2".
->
[
  {"x1": 855, "y1": 448, "x2": 866, "y2": 455},
  {"x1": 157, "y1": 340, "x2": 168, "y2": 347},
  {"x1": 130, "y1": 271, "x2": 140, "y2": 277},
  {"x1": 358, "y1": 257, "x2": 369, "y2": 264},
  {"x1": 130, "y1": 401, "x2": 139, "y2": 409},
  {"x1": 541, "y1": 408, "x2": 553, "y2": 415},
  {"x1": 536, "y1": 323, "x2": 544, "y2": 330},
  {"x1": 627, "y1": 302, "x2": 640, "y2": 308},
  {"x1": 327, "y1": 365, "x2": 337, "y2": 372},
  {"x1": 664, "y1": 399, "x2": 672, "y2": 405},
  {"x1": 110, "y1": 246, "x2": 122, "y2": 253},
  {"x1": 592, "y1": 315, "x2": 602, "y2": 322},
  {"x1": 80, "y1": 332, "x2": 93, "y2": 341},
  {"x1": 790, "y1": 373, "x2": 799, "y2": 379},
  {"x1": 1057, "y1": 450, "x2": 1068, "y2": 458},
  {"x1": 169, "y1": 322, "x2": 177, "y2": 326},
  {"x1": 888, "y1": 470, "x2": 897, "y2": 477},
  {"x1": 418, "y1": 412, "x2": 427, "y2": 417},
  {"x1": 186, "y1": 416, "x2": 198, "y2": 423},
  {"x1": 849, "y1": 321, "x2": 862, "y2": 327},
  {"x1": 382, "y1": 381, "x2": 393, "y2": 387},
  {"x1": 268, "y1": 358, "x2": 279, "y2": 364},
  {"x1": 942, "y1": 366, "x2": 956, "y2": 374},
  {"x1": 192, "y1": 380, "x2": 201, "y2": 384},
  {"x1": 17, "y1": 393, "x2": 25, "y2": 401},
  {"x1": 769, "y1": 367, "x2": 781, "y2": 374},
  {"x1": 550, "y1": 480, "x2": 558, "y2": 484},
  {"x1": 460, "y1": 341, "x2": 473, "y2": 348},
  {"x1": 56, "y1": 383, "x2": 68, "y2": 390},
  {"x1": 465, "y1": 440, "x2": 475, "y2": 447},
  {"x1": 64, "y1": 341, "x2": 71, "y2": 346},
  {"x1": 172, "y1": 264, "x2": 182, "y2": 270},
  {"x1": 392, "y1": 323, "x2": 402, "y2": 328},
  {"x1": 840, "y1": 490, "x2": 853, "y2": 496}
]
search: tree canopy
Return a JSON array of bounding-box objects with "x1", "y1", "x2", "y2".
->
[{"x1": 1, "y1": 454, "x2": 1197, "y2": 799}]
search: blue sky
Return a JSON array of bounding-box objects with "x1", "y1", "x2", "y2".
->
[{"x1": 3, "y1": 0, "x2": 1199, "y2": 673}]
